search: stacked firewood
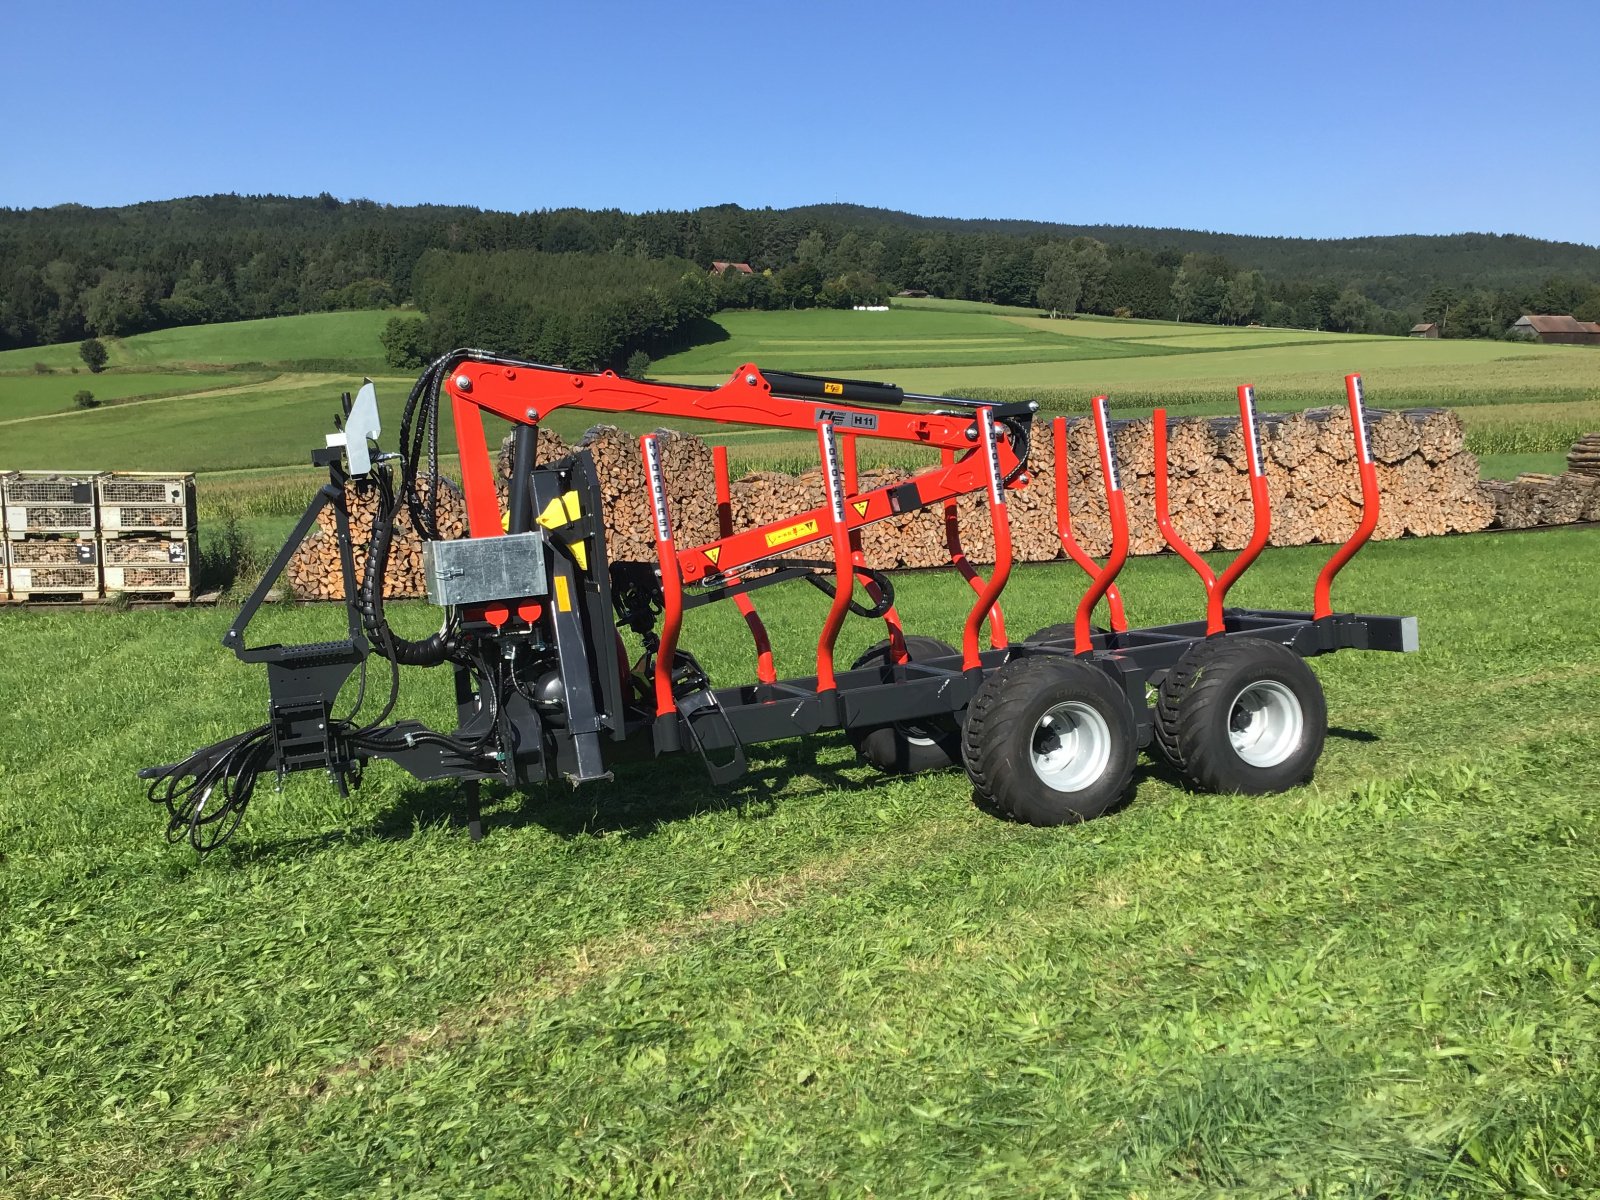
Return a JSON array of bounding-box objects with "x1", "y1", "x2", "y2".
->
[
  {"x1": 573, "y1": 425, "x2": 719, "y2": 563},
  {"x1": 286, "y1": 406, "x2": 1555, "y2": 600},
  {"x1": 284, "y1": 477, "x2": 467, "y2": 599},
  {"x1": 1477, "y1": 433, "x2": 1600, "y2": 530},
  {"x1": 1567, "y1": 433, "x2": 1600, "y2": 479}
]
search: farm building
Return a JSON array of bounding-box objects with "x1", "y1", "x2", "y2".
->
[
  {"x1": 1509, "y1": 314, "x2": 1600, "y2": 345},
  {"x1": 709, "y1": 261, "x2": 753, "y2": 276},
  {"x1": 1409, "y1": 322, "x2": 1440, "y2": 338}
]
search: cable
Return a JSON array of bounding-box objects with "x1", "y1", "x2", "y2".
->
[{"x1": 142, "y1": 726, "x2": 276, "y2": 853}]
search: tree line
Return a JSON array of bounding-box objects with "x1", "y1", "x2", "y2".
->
[
  {"x1": 381, "y1": 250, "x2": 722, "y2": 372},
  {"x1": 2, "y1": 195, "x2": 1597, "y2": 361}
]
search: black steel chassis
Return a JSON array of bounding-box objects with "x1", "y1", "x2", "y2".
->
[{"x1": 643, "y1": 610, "x2": 1418, "y2": 761}]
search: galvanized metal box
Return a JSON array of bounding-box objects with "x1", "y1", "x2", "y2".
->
[{"x1": 422, "y1": 532, "x2": 547, "y2": 607}]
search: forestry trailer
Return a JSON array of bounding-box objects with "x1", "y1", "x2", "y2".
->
[{"x1": 143, "y1": 352, "x2": 1416, "y2": 850}]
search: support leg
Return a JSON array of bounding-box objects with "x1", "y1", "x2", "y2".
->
[{"x1": 463, "y1": 779, "x2": 484, "y2": 843}]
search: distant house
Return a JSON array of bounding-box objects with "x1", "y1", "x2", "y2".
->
[
  {"x1": 1510, "y1": 314, "x2": 1600, "y2": 345},
  {"x1": 710, "y1": 261, "x2": 753, "y2": 276},
  {"x1": 1409, "y1": 322, "x2": 1441, "y2": 339}
]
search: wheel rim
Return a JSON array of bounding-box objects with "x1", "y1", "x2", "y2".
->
[
  {"x1": 1029, "y1": 701, "x2": 1113, "y2": 792},
  {"x1": 1227, "y1": 680, "x2": 1303, "y2": 767}
]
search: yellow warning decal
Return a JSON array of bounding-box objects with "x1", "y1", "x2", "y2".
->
[
  {"x1": 823, "y1": 381, "x2": 843, "y2": 395},
  {"x1": 553, "y1": 574, "x2": 572, "y2": 612},
  {"x1": 852, "y1": 499, "x2": 870, "y2": 518},
  {"x1": 765, "y1": 518, "x2": 819, "y2": 548},
  {"x1": 704, "y1": 546, "x2": 721, "y2": 565}
]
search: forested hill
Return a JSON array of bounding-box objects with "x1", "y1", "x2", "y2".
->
[
  {"x1": 784, "y1": 204, "x2": 1600, "y2": 296},
  {"x1": 4, "y1": 194, "x2": 1599, "y2": 358}
]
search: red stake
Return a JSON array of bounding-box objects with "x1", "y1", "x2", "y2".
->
[
  {"x1": 1153, "y1": 386, "x2": 1273, "y2": 636},
  {"x1": 1205, "y1": 385, "x2": 1273, "y2": 635},
  {"x1": 1051, "y1": 416, "x2": 1127, "y2": 632},
  {"x1": 1073, "y1": 397, "x2": 1129, "y2": 655},
  {"x1": 712, "y1": 444, "x2": 776, "y2": 684},
  {"x1": 1313, "y1": 373, "x2": 1380, "y2": 619},
  {"x1": 961, "y1": 408, "x2": 1015, "y2": 671},
  {"x1": 641, "y1": 435, "x2": 684, "y2": 719},
  {"x1": 815, "y1": 423, "x2": 856, "y2": 696},
  {"x1": 941, "y1": 446, "x2": 1007, "y2": 649},
  {"x1": 842, "y1": 434, "x2": 908, "y2": 663}
]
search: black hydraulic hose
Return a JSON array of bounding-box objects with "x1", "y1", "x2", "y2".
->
[{"x1": 357, "y1": 465, "x2": 457, "y2": 667}]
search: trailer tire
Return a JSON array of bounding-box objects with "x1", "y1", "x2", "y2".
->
[
  {"x1": 962, "y1": 657, "x2": 1136, "y2": 826},
  {"x1": 848, "y1": 636, "x2": 962, "y2": 774},
  {"x1": 1153, "y1": 637, "x2": 1327, "y2": 794}
]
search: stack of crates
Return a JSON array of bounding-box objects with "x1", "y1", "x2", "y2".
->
[
  {"x1": 97, "y1": 472, "x2": 198, "y2": 601},
  {"x1": 2, "y1": 471, "x2": 103, "y2": 601}
]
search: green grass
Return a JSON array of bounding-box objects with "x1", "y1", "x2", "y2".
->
[
  {"x1": 0, "y1": 371, "x2": 260, "y2": 422},
  {"x1": 0, "y1": 311, "x2": 399, "y2": 375},
  {"x1": 3, "y1": 532, "x2": 1600, "y2": 1196},
  {"x1": 1475, "y1": 452, "x2": 1570, "y2": 479},
  {"x1": 649, "y1": 308, "x2": 1180, "y2": 375}
]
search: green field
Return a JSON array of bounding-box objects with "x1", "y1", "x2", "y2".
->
[
  {"x1": 0, "y1": 310, "x2": 398, "y2": 375},
  {"x1": 4, "y1": 304, "x2": 1592, "y2": 476},
  {"x1": 0, "y1": 371, "x2": 260, "y2": 423},
  {"x1": 4, "y1": 531, "x2": 1600, "y2": 1196}
]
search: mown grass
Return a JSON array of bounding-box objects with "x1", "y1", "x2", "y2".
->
[
  {"x1": 0, "y1": 371, "x2": 260, "y2": 422},
  {"x1": 0, "y1": 311, "x2": 398, "y2": 375},
  {"x1": 649, "y1": 308, "x2": 1179, "y2": 375},
  {"x1": 2, "y1": 531, "x2": 1599, "y2": 1197},
  {"x1": 1475, "y1": 451, "x2": 1570, "y2": 480}
]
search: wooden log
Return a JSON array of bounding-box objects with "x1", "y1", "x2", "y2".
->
[
  {"x1": 1366, "y1": 409, "x2": 1422, "y2": 464},
  {"x1": 1416, "y1": 409, "x2": 1465, "y2": 463}
]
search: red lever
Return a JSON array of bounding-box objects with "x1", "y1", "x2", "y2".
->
[{"x1": 1313, "y1": 373, "x2": 1380, "y2": 619}]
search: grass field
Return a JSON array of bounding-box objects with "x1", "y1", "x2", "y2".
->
[
  {"x1": 3, "y1": 531, "x2": 1599, "y2": 1196},
  {"x1": 0, "y1": 311, "x2": 398, "y2": 376}
]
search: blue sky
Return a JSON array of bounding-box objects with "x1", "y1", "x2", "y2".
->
[{"x1": 4, "y1": 0, "x2": 1596, "y2": 244}]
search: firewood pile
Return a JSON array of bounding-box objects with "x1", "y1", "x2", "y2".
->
[
  {"x1": 1477, "y1": 433, "x2": 1600, "y2": 530},
  {"x1": 284, "y1": 477, "x2": 467, "y2": 599},
  {"x1": 1567, "y1": 433, "x2": 1600, "y2": 479},
  {"x1": 287, "y1": 408, "x2": 1596, "y2": 602}
]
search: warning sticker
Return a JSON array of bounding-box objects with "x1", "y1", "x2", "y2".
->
[
  {"x1": 852, "y1": 499, "x2": 870, "y2": 518},
  {"x1": 704, "y1": 546, "x2": 721, "y2": 565},
  {"x1": 765, "y1": 518, "x2": 819, "y2": 549}
]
